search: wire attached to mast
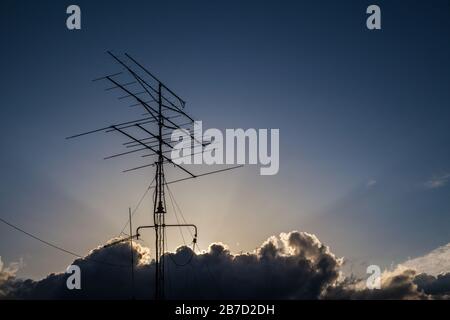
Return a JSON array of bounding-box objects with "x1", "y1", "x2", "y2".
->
[{"x1": 0, "y1": 216, "x2": 132, "y2": 268}]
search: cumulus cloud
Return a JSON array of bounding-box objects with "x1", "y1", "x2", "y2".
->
[
  {"x1": 325, "y1": 267, "x2": 429, "y2": 299},
  {"x1": 1, "y1": 232, "x2": 449, "y2": 300},
  {"x1": 327, "y1": 267, "x2": 450, "y2": 300},
  {"x1": 401, "y1": 243, "x2": 450, "y2": 276},
  {"x1": 413, "y1": 273, "x2": 450, "y2": 299},
  {"x1": 0, "y1": 256, "x2": 24, "y2": 298},
  {"x1": 0, "y1": 232, "x2": 342, "y2": 299}
]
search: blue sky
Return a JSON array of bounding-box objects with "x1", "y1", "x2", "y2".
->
[{"x1": 0, "y1": 0, "x2": 449, "y2": 279}]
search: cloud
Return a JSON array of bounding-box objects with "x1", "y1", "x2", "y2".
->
[
  {"x1": 401, "y1": 243, "x2": 450, "y2": 276},
  {"x1": 0, "y1": 256, "x2": 24, "y2": 298},
  {"x1": 424, "y1": 173, "x2": 450, "y2": 189},
  {"x1": 0, "y1": 231, "x2": 342, "y2": 299},
  {"x1": 325, "y1": 267, "x2": 429, "y2": 299},
  {"x1": 414, "y1": 273, "x2": 450, "y2": 298},
  {"x1": 326, "y1": 265, "x2": 450, "y2": 299},
  {"x1": 1, "y1": 232, "x2": 449, "y2": 300},
  {"x1": 326, "y1": 246, "x2": 450, "y2": 299}
]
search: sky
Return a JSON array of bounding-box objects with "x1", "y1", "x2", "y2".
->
[{"x1": 0, "y1": 0, "x2": 449, "y2": 280}]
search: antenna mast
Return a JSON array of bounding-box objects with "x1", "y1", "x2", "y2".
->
[
  {"x1": 67, "y1": 52, "x2": 242, "y2": 300},
  {"x1": 154, "y1": 82, "x2": 166, "y2": 299}
]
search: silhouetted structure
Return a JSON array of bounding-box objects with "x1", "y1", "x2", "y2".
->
[{"x1": 67, "y1": 52, "x2": 241, "y2": 299}]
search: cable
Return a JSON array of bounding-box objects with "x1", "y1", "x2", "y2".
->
[
  {"x1": 165, "y1": 183, "x2": 213, "y2": 295},
  {"x1": 167, "y1": 243, "x2": 196, "y2": 267},
  {"x1": 119, "y1": 176, "x2": 156, "y2": 236},
  {"x1": 166, "y1": 177, "x2": 186, "y2": 245},
  {"x1": 0, "y1": 217, "x2": 81, "y2": 258},
  {"x1": 193, "y1": 242, "x2": 223, "y2": 298},
  {"x1": 166, "y1": 183, "x2": 194, "y2": 239},
  {"x1": 0, "y1": 216, "x2": 131, "y2": 268},
  {"x1": 164, "y1": 182, "x2": 197, "y2": 267}
]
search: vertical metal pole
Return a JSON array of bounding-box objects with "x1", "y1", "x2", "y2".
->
[
  {"x1": 129, "y1": 208, "x2": 134, "y2": 300},
  {"x1": 153, "y1": 163, "x2": 159, "y2": 300},
  {"x1": 157, "y1": 82, "x2": 165, "y2": 300},
  {"x1": 151, "y1": 82, "x2": 166, "y2": 300}
]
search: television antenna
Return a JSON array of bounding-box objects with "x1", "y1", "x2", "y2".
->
[{"x1": 67, "y1": 51, "x2": 242, "y2": 299}]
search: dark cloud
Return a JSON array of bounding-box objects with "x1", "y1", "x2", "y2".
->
[
  {"x1": 0, "y1": 231, "x2": 341, "y2": 299},
  {"x1": 414, "y1": 273, "x2": 450, "y2": 299},
  {"x1": 1, "y1": 231, "x2": 449, "y2": 300},
  {"x1": 325, "y1": 267, "x2": 450, "y2": 300},
  {"x1": 325, "y1": 268, "x2": 428, "y2": 300}
]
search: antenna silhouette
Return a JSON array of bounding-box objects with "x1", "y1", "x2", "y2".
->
[{"x1": 67, "y1": 52, "x2": 242, "y2": 300}]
